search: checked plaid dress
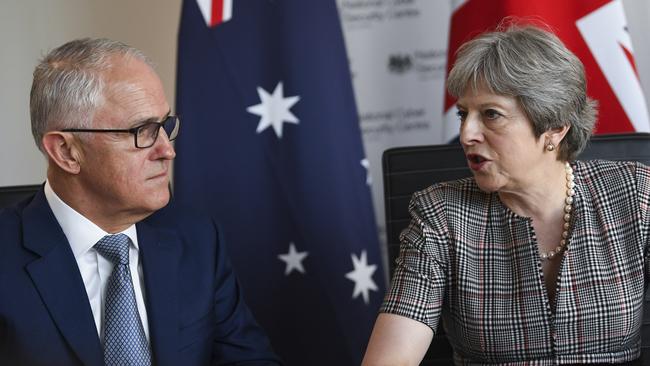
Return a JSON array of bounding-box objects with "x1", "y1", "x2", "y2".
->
[{"x1": 381, "y1": 160, "x2": 650, "y2": 365}]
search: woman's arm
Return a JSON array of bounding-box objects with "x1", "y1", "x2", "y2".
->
[{"x1": 361, "y1": 313, "x2": 433, "y2": 366}]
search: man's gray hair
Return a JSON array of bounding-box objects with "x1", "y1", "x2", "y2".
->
[
  {"x1": 447, "y1": 25, "x2": 597, "y2": 161},
  {"x1": 30, "y1": 38, "x2": 151, "y2": 152}
]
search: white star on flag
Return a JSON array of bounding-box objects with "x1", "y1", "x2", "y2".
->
[
  {"x1": 278, "y1": 242, "x2": 309, "y2": 276},
  {"x1": 246, "y1": 82, "x2": 300, "y2": 138},
  {"x1": 361, "y1": 158, "x2": 372, "y2": 185},
  {"x1": 345, "y1": 250, "x2": 378, "y2": 304}
]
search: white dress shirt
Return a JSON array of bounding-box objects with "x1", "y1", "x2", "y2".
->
[{"x1": 44, "y1": 181, "x2": 150, "y2": 343}]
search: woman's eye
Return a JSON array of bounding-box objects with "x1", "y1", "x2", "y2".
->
[
  {"x1": 484, "y1": 109, "x2": 501, "y2": 120},
  {"x1": 456, "y1": 110, "x2": 467, "y2": 121}
]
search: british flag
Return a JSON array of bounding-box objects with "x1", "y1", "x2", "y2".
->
[{"x1": 443, "y1": 0, "x2": 650, "y2": 139}]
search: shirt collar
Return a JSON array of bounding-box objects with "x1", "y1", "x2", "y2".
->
[{"x1": 44, "y1": 180, "x2": 139, "y2": 259}]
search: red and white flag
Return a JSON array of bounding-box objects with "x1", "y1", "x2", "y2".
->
[
  {"x1": 443, "y1": 0, "x2": 650, "y2": 140},
  {"x1": 196, "y1": 0, "x2": 232, "y2": 28}
]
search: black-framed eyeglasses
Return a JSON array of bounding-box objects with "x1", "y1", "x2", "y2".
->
[{"x1": 62, "y1": 115, "x2": 180, "y2": 148}]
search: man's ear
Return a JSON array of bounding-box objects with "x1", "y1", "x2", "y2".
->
[{"x1": 42, "y1": 132, "x2": 84, "y2": 174}]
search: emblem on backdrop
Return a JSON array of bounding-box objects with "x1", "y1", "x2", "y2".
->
[{"x1": 388, "y1": 54, "x2": 413, "y2": 74}]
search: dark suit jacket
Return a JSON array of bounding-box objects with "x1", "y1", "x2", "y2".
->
[{"x1": 0, "y1": 188, "x2": 282, "y2": 366}]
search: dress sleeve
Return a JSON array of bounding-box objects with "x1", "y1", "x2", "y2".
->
[
  {"x1": 637, "y1": 163, "x2": 650, "y2": 283},
  {"x1": 380, "y1": 186, "x2": 450, "y2": 332}
]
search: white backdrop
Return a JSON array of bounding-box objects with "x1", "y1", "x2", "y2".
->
[{"x1": 336, "y1": 0, "x2": 451, "y2": 247}]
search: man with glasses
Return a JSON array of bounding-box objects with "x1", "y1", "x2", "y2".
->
[{"x1": 0, "y1": 38, "x2": 281, "y2": 365}]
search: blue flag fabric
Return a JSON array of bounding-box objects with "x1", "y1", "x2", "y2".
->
[{"x1": 174, "y1": 1, "x2": 385, "y2": 365}]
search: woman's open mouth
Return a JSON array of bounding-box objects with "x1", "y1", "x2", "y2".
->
[{"x1": 466, "y1": 154, "x2": 490, "y2": 171}]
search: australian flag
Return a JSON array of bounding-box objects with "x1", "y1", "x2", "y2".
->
[{"x1": 174, "y1": 1, "x2": 385, "y2": 365}]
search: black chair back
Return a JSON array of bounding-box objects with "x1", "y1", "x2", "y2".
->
[
  {"x1": 0, "y1": 184, "x2": 41, "y2": 209},
  {"x1": 382, "y1": 132, "x2": 650, "y2": 365}
]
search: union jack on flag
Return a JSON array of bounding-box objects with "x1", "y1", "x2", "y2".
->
[{"x1": 196, "y1": 0, "x2": 232, "y2": 28}]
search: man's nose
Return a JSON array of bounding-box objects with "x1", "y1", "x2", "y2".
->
[{"x1": 153, "y1": 131, "x2": 176, "y2": 160}]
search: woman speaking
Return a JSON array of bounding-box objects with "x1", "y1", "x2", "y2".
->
[{"x1": 363, "y1": 25, "x2": 649, "y2": 365}]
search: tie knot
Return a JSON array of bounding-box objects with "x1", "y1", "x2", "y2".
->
[{"x1": 95, "y1": 234, "x2": 131, "y2": 265}]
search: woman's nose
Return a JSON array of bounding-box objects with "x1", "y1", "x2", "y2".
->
[{"x1": 459, "y1": 113, "x2": 483, "y2": 146}]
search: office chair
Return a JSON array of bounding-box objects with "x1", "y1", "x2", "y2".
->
[
  {"x1": 382, "y1": 132, "x2": 650, "y2": 365},
  {"x1": 0, "y1": 184, "x2": 41, "y2": 210},
  {"x1": 0, "y1": 184, "x2": 173, "y2": 210}
]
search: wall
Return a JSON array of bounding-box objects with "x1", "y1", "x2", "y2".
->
[
  {"x1": 0, "y1": 0, "x2": 181, "y2": 186},
  {"x1": 623, "y1": 0, "x2": 650, "y2": 106}
]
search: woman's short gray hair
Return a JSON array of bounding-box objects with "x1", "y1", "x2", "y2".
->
[
  {"x1": 447, "y1": 25, "x2": 597, "y2": 161},
  {"x1": 30, "y1": 38, "x2": 151, "y2": 153}
]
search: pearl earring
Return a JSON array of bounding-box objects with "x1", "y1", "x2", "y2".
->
[{"x1": 546, "y1": 143, "x2": 555, "y2": 151}]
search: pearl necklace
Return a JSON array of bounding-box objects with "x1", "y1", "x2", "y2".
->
[{"x1": 540, "y1": 162, "x2": 575, "y2": 260}]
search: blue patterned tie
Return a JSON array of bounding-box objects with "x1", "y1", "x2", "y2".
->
[{"x1": 95, "y1": 234, "x2": 152, "y2": 366}]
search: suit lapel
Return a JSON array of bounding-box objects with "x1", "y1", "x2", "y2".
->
[
  {"x1": 137, "y1": 220, "x2": 181, "y2": 366},
  {"x1": 22, "y1": 189, "x2": 103, "y2": 366}
]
